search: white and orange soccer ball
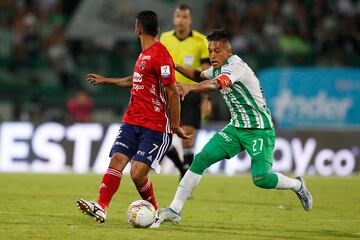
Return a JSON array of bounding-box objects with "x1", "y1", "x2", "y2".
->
[{"x1": 127, "y1": 200, "x2": 156, "y2": 228}]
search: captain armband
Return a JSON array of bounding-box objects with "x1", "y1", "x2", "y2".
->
[{"x1": 216, "y1": 74, "x2": 232, "y2": 89}]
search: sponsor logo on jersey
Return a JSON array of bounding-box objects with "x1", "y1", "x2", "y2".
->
[
  {"x1": 133, "y1": 84, "x2": 144, "y2": 91},
  {"x1": 152, "y1": 98, "x2": 161, "y2": 106},
  {"x1": 160, "y1": 65, "x2": 171, "y2": 78},
  {"x1": 218, "y1": 131, "x2": 232, "y2": 142},
  {"x1": 137, "y1": 150, "x2": 145, "y2": 156},
  {"x1": 115, "y1": 142, "x2": 129, "y2": 149},
  {"x1": 133, "y1": 72, "x2": 142, "y2": 82},
  {"x1": 142, "y1": 55, "x2": 151, "y2": 60},
  {"x1": 150, "y1": 84, "x2": 156, "y2": 95}
]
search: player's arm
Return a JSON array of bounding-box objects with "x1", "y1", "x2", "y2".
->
[
  {"x1": 87, "y1": 73, "x2": 133, "y2": 88},
  {"x1": 179, "y1": 78, "x2": 220, "y2": 94},
  {"x1": 164, "y1": 83, "x2": 192, "y2": 139},
  {"x1": 199, "y1": 59, "x2": 212, "y2": 119},
  {"x1": 175, "y1": 64, "x2": 207, "y2": 83},
  {"x1": 178, "y1": 75, "x2": 231, "y2": 98}
]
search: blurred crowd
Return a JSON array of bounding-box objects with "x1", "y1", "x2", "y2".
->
[
  {"x1": 202, "y1": 0, "x2": 359, "y2": 65},
  {"x1": 0, "y1": 0, "x2": 359, "y2": 123},
  {"x1": 0, "y1": 0, "x2": 80, "y2": 88}
]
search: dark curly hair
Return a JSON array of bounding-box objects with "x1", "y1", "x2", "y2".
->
[
  {"x1": 136, "y1": 10, "x2": 159, "y2": 37},
  {"x1": 207, "y1": 29, "x2": 232, "y2": 42}
]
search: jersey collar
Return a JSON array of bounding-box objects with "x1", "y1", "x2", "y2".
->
[{"x1": 173, "y1": 30, "x2": 193, "y2": 41}]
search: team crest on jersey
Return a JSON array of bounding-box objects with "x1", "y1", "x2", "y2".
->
[
  {"x1": 160, "y1": 65, "x2": 171, "y2": 78},
  {"x1": 139, "y1": 61, "x2": 146, "y2": 70}
]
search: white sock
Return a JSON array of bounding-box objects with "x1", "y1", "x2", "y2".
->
[
  {"x1": 170, "y1": 170, "x2": 202, "y2": 213},
  {"x1": 275, "y1": 172, "x2": 301, "y2": 191}
]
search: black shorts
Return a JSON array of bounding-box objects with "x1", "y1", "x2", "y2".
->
[{"x1": 181, "y1": 92, "x2": 201, "y2": 129}]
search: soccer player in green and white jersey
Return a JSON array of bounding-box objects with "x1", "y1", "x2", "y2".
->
[{"x1": 159, "y1": 29, "x2": 312, "y2": 224}]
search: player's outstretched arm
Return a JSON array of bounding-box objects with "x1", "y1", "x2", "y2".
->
[
  {"x1": 164, "y1": 83, "x2": 193, "y2": 139},
  {"x1": 175, "y1": 64, "x2": 207, "y2": 83},
  {"x1": 87, "y1": 73, "x2": 133, "y2": 88},
  {"x1": 177, "y1": 79, "x2": 220, "y2": 100}
]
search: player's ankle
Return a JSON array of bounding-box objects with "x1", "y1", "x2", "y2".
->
[{"x1": 98, "y1": 201, "x2": 108, "y2": 211}]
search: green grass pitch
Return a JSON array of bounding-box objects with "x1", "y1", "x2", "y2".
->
[{"x1": 0, "y1": 173, "x2": 359, "y2": 240}]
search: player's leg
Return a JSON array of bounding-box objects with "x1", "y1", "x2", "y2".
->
[
  {"x1": 180, "y1": 92, "x2": 202, "y2": 173},
  {"x1": 130, "y1": 128, "x2": 172, "y2": 228},
  {"x1": 77, "y1": 152, "x2": 129, "y2": 223},
  {"x1": 131, "y1": 127, "x2": 172, "y2": 210},
  {"x1": 242, "y1": 128, "x2": 300, "y2": 189},
  {"x1": 130, "y1": 162, "x2": 162, "y2": 228},
  {"x1": 251, "y1": 160, "x2": 281, "y2": 189},
  {"x1": 164, "y1": 135, "x2": 186, "y2": 179},
  {"x1": 251, "y1": 160, "x2": 313, "y2": 211},
  {"x1": 167, "y1": 147, "x2": 186, "y2": 178},
  {"x1": 98, "y1": 152, "x2": 129, "y2": 210},
  {"x1": 252, "y1": 161, "x2": 303, "y2": 191},
  {"x1": 130, "y1": 161, "x2": 157, "y2": 209},
  {"x1": 159, "y1": 141, "x2": 229, "y2": 223},
  {"x1": 77, "y1": 124, "x2": 137, "y2": 222},
  {"x1": 182, "y1": 125, "x2": 197, "y2": 170},
  {"x1": 181, "y1": 125, "x2": 196, "y2": 186},
  {"x1": 160, "y1": 125, "x2": 241, "y2": 223},
  {"x1": 171, "y1": 141, "x2": 228, "y2": 209},
  {"x1": 244, "y1": 128, "x2": 312, "y2": 210}
]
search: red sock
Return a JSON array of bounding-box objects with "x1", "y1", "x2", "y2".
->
[
  {"x1": 98, "y1": 167, "x2": 122, "y2": 211},
  {"x1": 136, "y1": 177, "x2": 158, "y2": 210}
]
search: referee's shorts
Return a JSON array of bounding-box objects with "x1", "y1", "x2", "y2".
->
[{"x1": 181, "y1": 92, "x2": 201, "y2": 129}]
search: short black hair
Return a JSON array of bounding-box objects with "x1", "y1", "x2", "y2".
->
[
  {"x1": 207, "y1": 29, "x2": 232, "y2": 42},
  {"x1": 135, "y1": 10, "x2": 159, "y2": 37},
  {"x1": 177, "y1": 4, "x2": 192, "y2": 15}
]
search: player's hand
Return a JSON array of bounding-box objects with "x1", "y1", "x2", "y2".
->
[
  {"x1": 176, "y1": 82, "x2": 190, "y2": 101},
  {"x1": 172, "y1": 126, "x2": 193, "y2": 139},
  {"x1": 87, "y1": 73, "x2": 107, "y2": 85},
  {"x1": 174, "y1": 64, "x2": 180, "y2": 71}
]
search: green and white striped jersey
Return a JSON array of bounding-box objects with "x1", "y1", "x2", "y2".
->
[{"x1": 203, "y1": 55, "x2": 273, "y2": 129}]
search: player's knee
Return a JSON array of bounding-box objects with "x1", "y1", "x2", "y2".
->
[
  {"x1": 252, "y1": 175, "x2": 274, "y2": 189},
  {"x1": 110, "y1": 153, "x2": 122, "y2": 163},
  {"x1": 189, "y1": 151, "x2": 210, "y2": 175},
  {"x1": 109, "y1": 153, "x2": 128, "y2": 170},
  {"x1": 130, "y1": 169, "x2": 146, "y2": 186}
]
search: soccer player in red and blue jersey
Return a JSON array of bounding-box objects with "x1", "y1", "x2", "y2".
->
[{"x1": 76, "y1": 10, "x2": 191, "y2": 227}]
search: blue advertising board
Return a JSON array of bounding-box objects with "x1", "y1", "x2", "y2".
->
[{"x1": 259, "y1": 68, "x2": 360, "y2": 128}]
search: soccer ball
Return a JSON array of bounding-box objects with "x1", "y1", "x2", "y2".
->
[{"x1": 127, "y1": 200, "x2": 156, "y2": 228}]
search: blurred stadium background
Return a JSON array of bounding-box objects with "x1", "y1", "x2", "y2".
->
[{"x1": 0, "y1": 0, "x2": 359, "y2": 176}]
